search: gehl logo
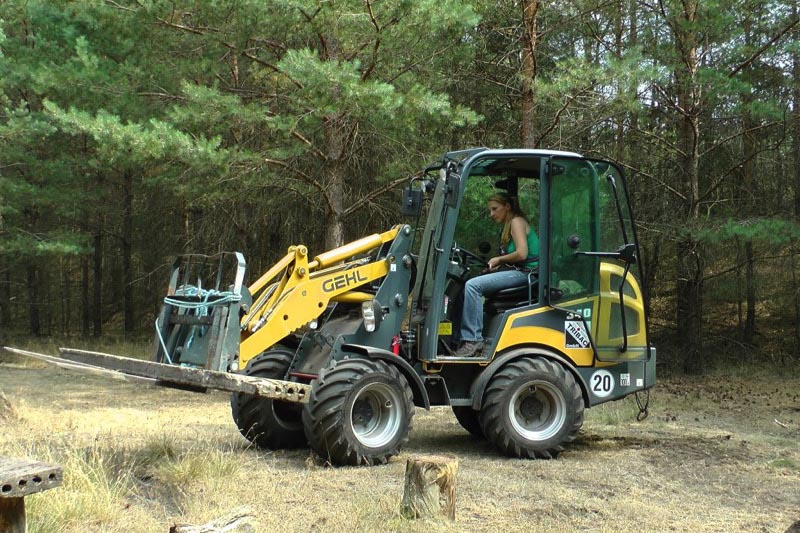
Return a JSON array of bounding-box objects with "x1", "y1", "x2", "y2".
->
[{"x1": 322, "y1": 271, "x2": 368, "y2": 293}]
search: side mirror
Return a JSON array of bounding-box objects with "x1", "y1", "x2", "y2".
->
[
  {"x1": 401, "y1": 186, "x2": 422, "y2": 217},
  {"x1": 478, "y1": 241, "x2": 491, "y2": 255},
  {"x1": 618, "y1": 243, "x2": 637, "y2": 264}
]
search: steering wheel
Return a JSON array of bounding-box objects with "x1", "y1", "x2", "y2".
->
[{"x1": 453, "y1": 246, "x2": 488, "y2": 268}]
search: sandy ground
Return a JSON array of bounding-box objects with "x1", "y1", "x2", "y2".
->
[{"x1": 1, "y1": 359, "x2": 798, "y2": 532}]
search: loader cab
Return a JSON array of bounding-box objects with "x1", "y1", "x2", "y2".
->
[{"x1": 410, "y1": 149, "x2": 648, "y2": 366}]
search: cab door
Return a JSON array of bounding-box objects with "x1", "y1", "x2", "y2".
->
[{"x1": 547, "y1": 157, "x2": 648, "y2": 362}]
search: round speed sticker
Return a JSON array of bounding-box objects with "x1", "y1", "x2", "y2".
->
[{"x1": 590, "y1": 369, "x2": 614, "y2": 398}]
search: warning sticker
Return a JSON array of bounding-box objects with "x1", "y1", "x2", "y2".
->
[{"x1": 565, "y1": 320, "x2": 590, "y2": 348}]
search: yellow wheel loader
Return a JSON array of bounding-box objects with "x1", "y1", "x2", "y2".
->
[{"x1": 9, "y1": 148, "x2": 655, "y2": 466}]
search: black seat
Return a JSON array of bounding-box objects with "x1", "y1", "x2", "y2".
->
[{"x1": 485, "y1": 273, "x2": 538, "y2": 313}]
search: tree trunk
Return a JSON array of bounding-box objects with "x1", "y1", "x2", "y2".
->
[
  {"x1": 520, "y1": 0, "x2": 539, "y2": 148},
  {"x1": 614, "y1": 0, "x2": 624, "y2": 159},
  {"x1": 743, "y1": 240, "x2": 756, "y2": 343},
  {"x1": 671, "y1": 0, "x2": 703, "y2": 373},
  {"x1": 0, "y1": 257, "x2": 10, "y2": 342},
  {"x1": 324, "y1": 160, "x2": 346, "y2": 249},
  {"x1": 676, "y1": 236, "x2": 703, "y2": 374},
  {"x1": 642, "y1": 240, "x2": 659, "y2": 319},
  {"x1": 81, "y1": 254, "x2": 90, "y2": 337},
  {"x1": 122, "y1": 169, "x2": 134, "y2": 336},
  {"x1": 740, "y1": 12, "x2": 757, "y2": 345},
  {"x1": 793, "y1": 0, "x2": 800, "y2": 220},
  {"x1": 92, "y1": 216, "x2": 103, "y2": 337},
  {"x1": 26, "y1": 261, "x2": 40, "y2": 336},
  {"x1": 736, "y1": 239, "x2": 743, "y2": 335},
  {"x1": 323, "y1": 106, "x2": 347, "y2": 249},
  {"x1": 792, "y1": 249, "x2": 800, "y2": 361},
  {"x1": 0, "y1": 208, "x2": 7, "y2": 341},
  {"x1": 321, "y1": 29, "x2": 347, "y2": 250},
  {"x1": 61, "y1": 257, "x2": 70, "y2": 335}
]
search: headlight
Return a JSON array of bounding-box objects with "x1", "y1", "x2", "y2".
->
[{"x1": 361, "y1": 300, "x2": 382, "y2": 332}]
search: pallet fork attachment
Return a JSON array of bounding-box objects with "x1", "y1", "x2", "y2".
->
[{"x1": 2, "y1": 347, "x2": 310, "y2": 403}]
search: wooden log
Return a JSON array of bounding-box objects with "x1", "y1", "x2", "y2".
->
[
  {"x1": 400, "y1": 454, "x2": 459, "y2": 520},
  {"x1": 169, "y1": 508, "x2": 255, "y2": 533},
  {"x1": 0, "y1": 457, "x2": 63, "y2": 533}
]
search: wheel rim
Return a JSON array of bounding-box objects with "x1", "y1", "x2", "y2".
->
[
  {"x1": 349, "y1": 382, "x2": 403, "y2": 448},
  {"x1": 508, "y1": 380, "x2": 566, "y2": 441}
]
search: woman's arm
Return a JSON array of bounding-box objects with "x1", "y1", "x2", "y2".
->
[{"x1": 488, "y1": 217, "x2": 529, "y2": 269}]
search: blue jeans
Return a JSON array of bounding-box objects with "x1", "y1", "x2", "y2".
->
[{"x1": 459, "y1": 269, "x2": 531, "y2": 342}]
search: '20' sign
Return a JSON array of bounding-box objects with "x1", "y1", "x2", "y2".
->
[{"x1": 590, "y1": 369, "x2": 614, "y2": 398}]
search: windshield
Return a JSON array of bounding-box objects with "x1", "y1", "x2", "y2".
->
[{"x1": 453, "y1": 156, "x2": 542, "y2": 257}]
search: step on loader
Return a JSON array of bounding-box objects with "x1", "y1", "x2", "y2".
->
[{"x1": 8, "y1": 148, "x2": 655, "y2": 466}]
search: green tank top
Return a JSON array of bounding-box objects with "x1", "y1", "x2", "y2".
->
[{"x1": 505, "y1": 226, "x2": 539, "y2": 269}]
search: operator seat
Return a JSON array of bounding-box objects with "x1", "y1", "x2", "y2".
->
[
  {"x1": 484, "y1": 272, "x2": 539, "y2": 314},
  {"x1": 484, "y1": 272, "x2": 564, "y2": 313}
]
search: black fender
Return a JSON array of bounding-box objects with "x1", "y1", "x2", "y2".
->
[
  {"x1": 470, "y1": 346, "x2": 590, "y2": 410},
  {"x1": 341, "y1": 343, "x2": 431, "y2": 410}
]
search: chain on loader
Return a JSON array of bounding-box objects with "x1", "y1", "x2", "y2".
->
[{"x1": 7, "y1": 147, "x2": 656, "y2": 467}]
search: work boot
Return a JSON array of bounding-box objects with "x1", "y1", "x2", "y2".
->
[{"x1": 453, "y1": 341, "x2": 484, "y2": 357}]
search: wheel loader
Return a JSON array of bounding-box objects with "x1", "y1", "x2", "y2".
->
[{"x1": 7, "y1": 148, "x2": 655, "y2": 466}]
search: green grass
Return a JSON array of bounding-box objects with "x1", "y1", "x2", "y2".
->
[
  {"x1": 153, "y1": 447, "x2": 241, "y2": 488},
  {"x1": 585, "y1": 397, "x2": 641, "y2": 426},
  {"x1": 14, "y1": 438, "x2": 139, "y2": 532},
  {"x1": 8, "y1": 433, "x2": 246, "y2": 533},
  {"x1": 769, "y1": 458, "x2": 799, "y2": 470}
]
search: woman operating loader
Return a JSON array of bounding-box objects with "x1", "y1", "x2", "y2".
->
[{"x1": 454, "y1": 192, "x2": 539, "y2": 357}]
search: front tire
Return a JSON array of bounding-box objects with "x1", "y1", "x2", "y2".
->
[
  {"x1": 230, "y1": 348, "x2": 306, "y2": 449},
  {"x1": 480, "y1": 357, "x2": 584, "y2": 459},
  {"x1": 303, "y1": 358, "x2": 414, "y2": 466}
]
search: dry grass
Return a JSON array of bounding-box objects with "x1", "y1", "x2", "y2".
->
[{"x1": 1, "y1": 347, "x2": 798, "y2": 533}]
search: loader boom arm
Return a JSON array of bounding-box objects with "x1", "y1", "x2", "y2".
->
[{"x1": 239, "y1": 226, "x2": 403, "y2": 366}]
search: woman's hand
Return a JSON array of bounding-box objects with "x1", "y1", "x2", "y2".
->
[{"x1": 487, "y1": 256, "x2": 503, "y2": 271}]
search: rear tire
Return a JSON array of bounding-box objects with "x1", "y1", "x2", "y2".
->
[
  {"x1": 452, "y1": 406, "x2": 483, "y2": 438},
  {"x1": 479, "y1": 357, "x2": 584, "y2": 459},
  {"x1": 303, "y1": 358, "x2": 414, "y2": 466},
  {"x1": 230, "y1": 348, "x2": 306, "y2": 449}
]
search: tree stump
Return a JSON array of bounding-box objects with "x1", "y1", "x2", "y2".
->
[
  {"x1": 400, "y1": 454, "x2": 458, "y2": 520},
  {"x1": 0, "y1": 390, "x2": 18, "y2": 422}
]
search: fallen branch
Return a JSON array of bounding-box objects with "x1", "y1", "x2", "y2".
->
[
  {"x1": 170, "y1": 508, "x2": 255, "y2": 533},
  {"x1": 774, "y1": 418, "x2": 790, "y2": 430}
]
